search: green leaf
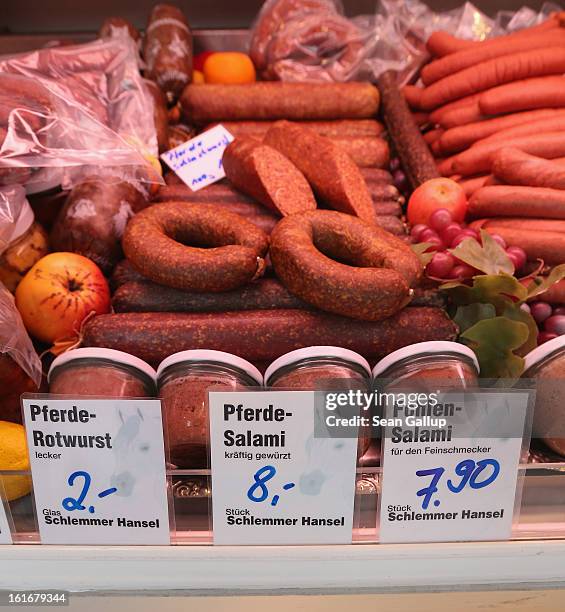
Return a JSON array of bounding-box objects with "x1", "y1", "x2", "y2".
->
[
  {"x1": 502, "y1": 303, "x2": 539, "y2": 356},
  {"x1": 526, "y1": 263, "x2": 565, "y2": 300},
  {"x1": 411, "y1": 242, "x2": 435, "y2": 267},
  {"x1": 461, "y1": 317, "x2": 529, "y2": 379},
  {"x1": 448, "y1": 231, "x2": 514, "y2": 276},
  {"x1": 453, "y1": 303, "x2": 496, "y2": 334},
  {"x1": 441, "y1": 273, "x2": 528, "y2": 311}
]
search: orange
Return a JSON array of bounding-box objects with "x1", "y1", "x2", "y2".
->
[
  {"x1": 203, "y1": 52, "x2": 256, "y2": 84},
  {"x1": 0, "y1": 421, "x2": 32, "y2": 502},
  {"x1": 192, "y1": 70, "x2": 205, "y2": 84}
]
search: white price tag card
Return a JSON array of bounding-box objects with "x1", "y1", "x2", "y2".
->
[
  {"x1": 23, "y1": 399, "x2": 170, "y2": 545},
  {"x1": 161, "y1": 124, "x2": 234, "y2": 191},
  {"x1": 379, "y1": 390, "x2": 531, "y2": 543},
  {"x1": 0, "y1": 484, "x2": 13, "y2": 544},
  {"x1": 209, "y1": 391, "x2": 358, "y2": 545}
]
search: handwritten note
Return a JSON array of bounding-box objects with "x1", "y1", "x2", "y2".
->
[{"x1": 161, "y1": 124, "x2": 234, "y2": 191}]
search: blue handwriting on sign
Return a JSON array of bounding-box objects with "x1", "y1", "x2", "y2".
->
[
  {"x1": 163, "y1": 134, "x2": 232, "y2": 172},
  {"x1": 415, "y1": 458, "x2": 500, "y2": 510},
  {"x1": 62, "y1": 470, "x2": 118, "y2": 514},
  {"x1": 247, "y1": 465, "x2": 296, "y2": 507}
]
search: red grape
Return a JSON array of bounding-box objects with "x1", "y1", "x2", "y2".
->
[
  {"x1": 520, "y1": 303, "x2": 531, "y2": 314},
  {"x1": 554, "y1": 307, "x2": 565, "y2": 316},
  {"x1": 538, "y1": 331, "x2": 558, "y2": 345},
  {"x1": 530, "y1": 301, "x2": 552, "y2": 324},
  {"x1": 451, "y1": 234, "x2": 477, "y2": 249},
  {"x1": 489, "y1": 234, "x2": 507, "y2": 249},
  {"x1": 459, "y1": 228, "x2": 479, "y2": 240},
  {"x1": 410, "y1": 224, "x2": 428, "y2": 242},
  {"x1": 544, "y1": 315, "x2": 565, "y2": 335},
  {"x1": 423, "y1": 236, "x2": 443, "y2": 252},
  {"x1": 441, "y1": 222, "x2": 462, "y2": 246},
  {"x1": 450, "y1": 264, "x2": 477, "y2": 279},
  {"x1": 427, "y1": 252, "x2": 455, "y2": 278},
  {"x1": 429, "y1": 208, "x2": 453, "y2": 233},
  {"x1": 506, "y1": 246, "x2": 527, "y2": 270},
  {"x1": 420, "y1": 228, "x2": 439, "y2": 242}
]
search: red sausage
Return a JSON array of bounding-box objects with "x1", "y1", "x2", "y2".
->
[
  {"x1": 479, "y1": 76, "x2": 565, "y2": 115},
  {"x1": 469, "y1": 185, "x2": 565, "y2": 220}
]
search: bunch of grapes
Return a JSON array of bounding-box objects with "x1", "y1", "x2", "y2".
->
[
  {"x1": 523, "y1": 302, "x2": 565, "y2": 345},
  {"x1": 410, "y1": 208, "x2": 527, "y2": 280}
]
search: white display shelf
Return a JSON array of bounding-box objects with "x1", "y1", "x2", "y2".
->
[{"x1": 1, "y1": 540, "x2": 565, "y2": 594}]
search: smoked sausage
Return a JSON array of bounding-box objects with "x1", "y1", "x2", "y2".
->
[
  {"x1": 269, "y1": 210, "x2": 422, "y2": 321},
  {"x1": 122, "y1": 202, "x2": 269, "y2": 291}
]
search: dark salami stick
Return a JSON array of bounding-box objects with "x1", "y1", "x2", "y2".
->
[{"x1": 377, "y1": 71, "x2": 439, "y2": 189}]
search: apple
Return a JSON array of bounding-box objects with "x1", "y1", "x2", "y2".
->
[
  {"x1": 407, "y1": 178, "x2": 467, "y2": 226},
  {"x1": 15, "y1": 252, "x2": 110, "y2": 344}
]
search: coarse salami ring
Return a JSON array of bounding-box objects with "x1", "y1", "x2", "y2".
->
[
  {"x1": 122, "y1": 202, "x2": 269, "y2": 292},
  {"x1": 270, "y1": 210, "x2": 422, "y2": 321}
]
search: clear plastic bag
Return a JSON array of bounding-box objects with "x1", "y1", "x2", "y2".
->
[
  {"x1": 0, "y1": 37, "x2": 161, "y2": 194},
  {"x1": 250, "y1": 0, "x2": 563, "y2": 85}
]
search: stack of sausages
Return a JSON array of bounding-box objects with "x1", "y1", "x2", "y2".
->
[{"x1": 404, "y1": 13, "x2": 565, "y2": 197}]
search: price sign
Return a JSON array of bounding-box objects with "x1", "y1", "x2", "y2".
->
[
  {"x1": 22, "y1": 398, "x2": 170, "y2": 545},
  {"x1": 161, "y1": 124, "x2": 234, "y2": 191},
  {"x1": 209, "y1": 391, "x2": 359, "y2": 545},
  {"x1": 0, "y1": 481, "x2": 13, "y2": 544},
  {"x1": 378, "y1": 390, "x2": 531, "y2": 543}
]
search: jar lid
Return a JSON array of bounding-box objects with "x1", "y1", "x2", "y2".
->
[
  {"x1": 524, "y1": 335, "x2": 565, "y2": 373},
  {"x1": 264, "y1": 346, "x2": 371, "y2": 385},
  {"x1": 372, "y1": 341, "x2": 480, "y2": 378},
  {"x1": 48, "y1": 348, "x2": 157, "y2": 383},
  {"x1": 156, "y1": 350, "x2": 263, "y2": 385}
]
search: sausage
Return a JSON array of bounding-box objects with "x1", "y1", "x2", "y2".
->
[
  {"x1": 0, "y1": 74, "x2": 53, "y2": 111},
  {"x1": 223, "y1": 136, "x2": 317, "y2": 216},
  {"x1": 483, "y1": 226, "x2": 565, "y2": 265},
  {"x1": 377, "y1": 71, "x2": 439, "y2": 189},
  {"x1": 167, "y1": 123, "x2": 196, "y2": 149},
  {"x1": 468, "y1": 185, "x2": 565, "y2": 220},
  {"x1": 368, "y1": 183, "x2": 401, "y2": 202},
  {"x1": 0, "y1": 166, "x2": 32, "y2": 187},
  {"x1": 422, "y1": 29, "x2": 565, "y2": 86},
  {"x1": 373, "y1": 200, "x2": 402, "y2": 216},
  {"x1": 482, "y1": 218, "x2": 565, "y2": 233},
  {"x1": 110, "y1": 259, "x2": 147, "y2": 291},
  {"x1": 269, "y1": 210, "x2": 422, "y2": 321},
  {"x1": 112, "y1": 278, "x2": 309, "y2": 313},
  {"x1": 492, "y1": 148, "x2": 565, "y2": 190},
  {"x1": 531, "y1": 279, "x2": 565, "y2": 304},
  {"x1": 264, "y1": 121, "x2": 375, "y2": 223},
  {"x1": 206, "y1": 119, "x2": 384, "y2": 139},
  {"x1": 482, "y1": 114, "x2": 565, "y2": 144},
  {"x1": 180, "y1": 82, "x2": 380, "y2": 123},
  {"x1": 144, "y1": 80, "x2": 169, "y2": 154},
  {"x1": 0, "y1": 98, "x2": 45, "y2": 133},
  {"x1": 359, "y1": 167, "x2": 394, "y2": 184},
  {"x1": 423, "y1": 128, "x2": 444, "y2": 145},
  {"x1": 156, "y1": 181, "x2": 257, "y2": 204},
  {"x1": 447, "y1": 132, "x2": 565, "y2": 176},
  {"x1": 426, "y1": 32, "x2": 476, "y2": 58},
  {"x1": 434, "y1": 109, "x2": 565, "y2": 155},
  {"x1": 374, "y1": 215, "x2": 405, "y2": 236},
  {"x1": 99, "y1": 17, "x2": 140, "y2": 41},
  {"x1": 479, "y1": 76, "x2": 565, "y2": 115},
  {"x1": 429, "y1": 93, "x2": 482, "y2": 125},
  {"x1": 436, "y1": 103, "x2": 484, "y2": 129},
  {"x1": 83, "y1": 307, "x2": 458, "y2": 366},
  {"x1": 402, "y1": 85, "x2": 424, "y2": 110},
  {"x1": 459, "y1": 175, "x2": 490, "y2": 198},
  {"x1": 50, "y1": 178, "x2": 148, "y2": 274},
  {"x1": 332, "y1": 137, "x2": 390, "y2": 168},
  {"x1": 143, "y1": 4, "x2": 193, "y2": 103},
  {"x1": 122, "y1": 202, "x2": 269, "y2": 291}
]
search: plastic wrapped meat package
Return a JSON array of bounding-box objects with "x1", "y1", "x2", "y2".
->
[{"x1": 0, "y1": 37, "x2": 162, "y2": 194}]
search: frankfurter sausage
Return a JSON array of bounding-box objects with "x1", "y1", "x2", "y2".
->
[
  {"x1": 482, "y1": 114, "x2": 565, "y2": 144},
  {"x1": 482, "y1": 218, "x2": 565, "y2": 233},
  {"x1": 264, "y1": 121, "x2": 375, "y2": 223},
  {"x1": 426, "y1": 31, "x2": 475, "y2": 58},
  {"x1": 122, "y1": 202, "x2": 269, "y2": 291},
  {"x1": 483, "y1": 226, "x2": 565, "y2": 265},
  {"x1": 83, "y1": 307, "x2": 458, "y2": 366},
  {"x1": 479, "y1": 76, "x2": 565, "y2": 115},
  {"x1": 143, "y1": 3, "x2": 193, "y2": 103},
  {"x1": 223, "y1": 136, "x2": 317, "y2": 216},
  {"x1": 459, "y1": 175, "x2": 490, "y2": 198},
  {"x1": 180, "y1": 82, "x2": 380, "y2": 123},
  {"x1": 428, "y1": 93, "x2": 482, "y2": 126},
  {"x1": 270, "y1": 210, "x2": 422, "y2": 321},
  {"x1": 436, "y1": 103, "x2": 484, "y2": 129},
  {"x1": 468, "y1": 185, "x2": 565, "y2": 220},
  {"x1": 377, "y1": 71, "x2": 439, "y2": 188},
  {"x1": 492, "y1": 148, "x2": 565, "y2": 189}
]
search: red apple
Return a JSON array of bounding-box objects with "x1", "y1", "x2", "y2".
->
[
  {"x1": 407, "y1": 178, "x2": 467, "y2": 226},
  {"x1": 15, "y1": 252, "x2": 110, "y2": 344}
]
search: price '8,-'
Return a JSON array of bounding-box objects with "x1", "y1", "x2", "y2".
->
[{"x1": 416, "y1": 459, "x2": 500, "y2": 510}]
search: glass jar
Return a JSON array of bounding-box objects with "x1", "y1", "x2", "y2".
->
[
  {"x1": 265, "y1": 346, "x2": 372, "y2": 456},
  {"x1": 157, "y1": 350, "x2": 263, "y2": 469},
  {"x1": 0, "y1": 201, "x2": 48, "y2": 292},
  {"x1": 48, "y1": 348, "x2": 156, "y2": 398},
  {"x1": 372, "y1": 341, "x2": 480, "y2": 391},
  {"x1": 523, "y1": 336, "x2": 565, "y2": 458}
]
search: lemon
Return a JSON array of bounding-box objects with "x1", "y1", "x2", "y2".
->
[{"x1": 0, "y1": 421, "x2": 32, "y2": 502}]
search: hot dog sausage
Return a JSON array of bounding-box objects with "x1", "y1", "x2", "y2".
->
[
  {"x1": 492, "y1": 148, "x2": 565, "y2": 189},
  {"x1": 122, "y1": 202, "x2": 269, "y2": 291},
  {"x1": 222, "y1": 136, "x2": 317, "y2": 216},
  {"x1": 483, "y1": 226, "x2": 565, "y2": 265},
  {"x1": 269, "y1": 210, "x2": 422, "y2": 321},
  {"x1": 479, "y1": 76, "x2": 565, "y2": 115},
  {"x1": 264, "y1": 121, "x2": 375, "y2": 223},
  {"x1": 468, "y1": 185, "x2": 565, "y2": 220}
]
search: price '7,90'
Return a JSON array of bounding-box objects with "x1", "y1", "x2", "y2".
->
[{"x1": 416, "y1": 458, "x2": 500, "y2": 510}]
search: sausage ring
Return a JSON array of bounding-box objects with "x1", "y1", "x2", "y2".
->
[
  {"x1": 270, "y1": 210, "x2": 422, "y2": 321},
  {"x1": 123, "y1": 202, "x2": 269, "y2": 292}
]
